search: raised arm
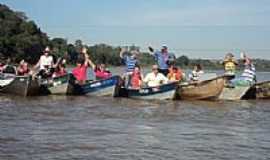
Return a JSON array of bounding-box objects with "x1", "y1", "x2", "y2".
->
[{"x1": 119, "y1": 47, "x2": 127, "y2": 59}]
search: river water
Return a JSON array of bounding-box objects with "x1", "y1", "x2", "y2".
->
[{"x1": 0, "y1": 71, "x2": 270, "y2": 160}]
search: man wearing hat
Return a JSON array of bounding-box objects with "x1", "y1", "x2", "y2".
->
[
  {"x1": 34, "y1": 46, "x2": 54, "y2": 78},
  {"x1": 149, "y1": 45, "x2": 176, "y2": 76}
]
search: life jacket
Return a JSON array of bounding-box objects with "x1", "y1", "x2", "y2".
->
[
  {"x1": 131, "y1": 72, "x2": 142, "y2": 89},
  {"x1": 17, "y1": 67, "x2": 30, "y2": 76},
  {"x1": 94, "y1": 68, "x2": 112, "y2": 80},
  {"x1": 167, "y1": 68, "x2": 182, "y2": 81}
]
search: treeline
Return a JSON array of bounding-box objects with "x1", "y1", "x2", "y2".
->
[{"x1": 1, "y1": 4, "x2": 270, "y2": 71}]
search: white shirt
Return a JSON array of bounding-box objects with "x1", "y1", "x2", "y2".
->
[
  {"x1": 40, "y1": 55, "x2": 53, "y2": 70},
  {"x1": 143, "y1": 72, "x2": 168, "y2": 87}
]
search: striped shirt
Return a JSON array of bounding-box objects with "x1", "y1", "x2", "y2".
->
[
  {"x1": 123, "y1": 55, "x2": 138, "y2": 72},
  {"x1": 241, "y1": 63, "x2": 256, "y2": 83}
]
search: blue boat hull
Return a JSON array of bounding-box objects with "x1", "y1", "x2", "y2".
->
[
  {"x1": 118, "y1": 82, "x2": 178, "y2": 100},
  {"x1": 68, "y1": 75, "x2": 121, "y2": 96}
]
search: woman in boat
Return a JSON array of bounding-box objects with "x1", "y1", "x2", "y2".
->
[
  {"x1": 222, "y1": 53, "x2": 238, "y2": 77},
  {"x1": 94, "y1": 64, "x2": 112, "y2": 80},
  {"x1": 34, "y1": 47, "x2": 55, "y2": 79},
  {"x1": 143, "y1": 65, "x2": 168, "y2": 87},
  {"x1": 167, "y1": 66, "x2": 183, "y2": 82},
  {"x1": 189, "y1": 64, "x2": 204, "y2": 81},
  {"x1": 130, "y1": 66, "x2": 144, "y2": 89},
  {"x1": 231, "y1": 53, "x2": 256, "y2": 86},
  {"x1": 17, "y1": 60, "x2": 31, "y2": 76},
  {"x1": 72, "y1": 47, "x2": 95, "y2": 84},
  {"x1": 120, "y1": 47, "x2": 140, "y2": 87}
]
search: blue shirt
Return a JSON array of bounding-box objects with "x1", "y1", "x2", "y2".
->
[
  {"x1": 154, "y1": 51, "x2": 175, "y2": 70},
  {"x1": 123, "y1": 54, "x2": 138, "y2": 72}
]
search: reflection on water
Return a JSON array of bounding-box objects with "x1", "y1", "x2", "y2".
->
[{"x1": 0, "y1": 95, "x2": 270, "y2": 160}]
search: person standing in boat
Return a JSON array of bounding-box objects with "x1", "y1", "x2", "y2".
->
[
  {"x1": 34, "y1": 47, "x2": 55, "y2": 78},
  {"x1": 119, "y1": 47, "x2": 139, "y2": 87},
  {"x1": 72, "y1": 47, "x2": 95, "y2": 84},
  {"x1": 2, "y1": 58, "x2": 17, "y2": 75},
  {"x1": 231, "y1": 53, "x2": 256, "y2": 86},
  {"x1": 143, "y1": 65, "x2": 168, "y2": 87},
  {"x1": 222, "y1": 53, "x2": 238, "y2": 77},
  {"x1": 149, "y1": 45, "x2": 176, "y2": 76},
  {"x1": 189, "y1": 64, "x2": 204, "y2": 81}
]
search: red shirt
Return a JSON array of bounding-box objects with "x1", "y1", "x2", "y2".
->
[{"x1": 72, "y1": 64, "x2": 88, "y2": 81}]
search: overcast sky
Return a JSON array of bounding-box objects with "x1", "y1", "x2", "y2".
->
[{"x1": 1, "y1": 0, "x2": 270, "y2": 59}]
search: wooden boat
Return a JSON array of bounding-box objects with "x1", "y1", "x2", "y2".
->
[
  {"x1": 219, "y1": 85, "x2": 251, "y2": 100},
  {"x1": 39, "y1": 74, "x2": 72, "y2": 95},
  {"x1": 176, "y1": 76, "x2": 227, "y2": 100},
  {"x1": 248, "y1": 81, "x2": 270, "y2": 99},
  {"x1": 67, "y1": 75, "x2": 121, "y2": 96},
  {"x1": 0, "y1": 74, "x2": 39, "y2": 96},
  {"x1": 117, "y1": 82, "x2": 178, "y2": 100}
]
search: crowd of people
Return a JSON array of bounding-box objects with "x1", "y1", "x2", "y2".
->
[{"x1": 0, "y1": 44, "x2": 256, "y2": 88}]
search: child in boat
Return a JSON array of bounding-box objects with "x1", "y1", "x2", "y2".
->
[
  {"x1": 72, "y1": 47, "x2": 95, "y2": 84},
  {"x1": 167, "y1": 66, "x2": 183, "y2": 82},
  {"x1": 189, "y1": 64, "x2": 204, "y2": 81},
  {"x1": 94, "y1": 64, "x2": 112, "y2": 80},
  {"x1": 130, "y1": 66, "x2": 144, "y2": 89},
  {"x1": 222, "y1": 53, "x2": 238, "y2": 77},
  {"x1": 143, "y1": 65, "x2": 168, "y2": 87},
  {"x1": 17, "y1": 60, "x2": 31, "y2": 76}
]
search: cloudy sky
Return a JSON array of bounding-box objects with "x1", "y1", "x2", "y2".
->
[{"x1": 1, "y1": 0, "x2": 270, "y2": 59}]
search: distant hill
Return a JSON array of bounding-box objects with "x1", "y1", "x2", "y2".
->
[{"x1": 0, "y1": 4, "x2": 49, "y2": 63}]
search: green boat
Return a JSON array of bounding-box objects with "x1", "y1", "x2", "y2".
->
[{"x1": 39, "y1": 74, "x2": 72, "y2": 95}]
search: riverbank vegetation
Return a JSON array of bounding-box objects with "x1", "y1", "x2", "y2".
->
[{"x1": 1, "y1": 4, "x2": 270, "y2": 71}]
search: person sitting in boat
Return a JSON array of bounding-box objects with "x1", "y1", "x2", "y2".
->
[
  {"x1": 167, "y1": 65, "x2": 183, "y2": 82},
  {"x1": 34, "y1": 46, "x2": 55, "y2": 79},
  {"x1": 94, "y1": 64, "x2": 112, "y2": 80},
  {"x1": 120, "y1": 47, "x2": 139, "y2": 87},
  {"x1": 52, "y1": 58, "x2": 67, "y2": 78},
  {"x1": 189, "y1": 64, "x2": 204, "y2": 81},
  {"x1": 72, "y1": 47, "x2": 95, "y2": 84},
  {"x1": 231, "y1": 53, "x2": 256, "y2": 86},
  {"x1": 143, "y1": 65, "x2": 168, "y2": 87},
  {"x1": 2, "y1": 58, "x2": 17, "y2": 75},
  {"x1": 17, "y1": 60, "x2": 31, "y2": 76},
  {"x1": 130, "y1": 66, "x2": 144, "y2": 89},
  {"x1": 222, "y1": 53, "x2": 238, "y2": 77},
  {"x1": 148, "y1": 45, "x2": 176, "y2": 76}
]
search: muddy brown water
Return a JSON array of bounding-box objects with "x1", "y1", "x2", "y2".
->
[{"x1": 0, "y1": 71, "x2": 270, "y2": 160}]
